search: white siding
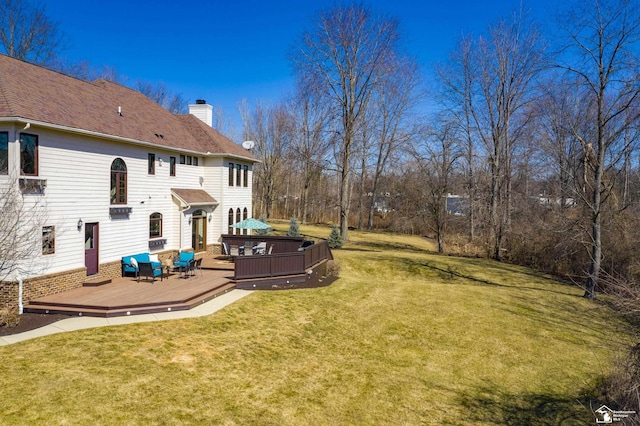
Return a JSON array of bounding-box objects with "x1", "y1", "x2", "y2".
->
[
  {"x1": 218, "y1": 159, "x2": 253, "y2": 237},
  {"x1": 1, "y1": 124, "x2": 255, "y2": 278}
]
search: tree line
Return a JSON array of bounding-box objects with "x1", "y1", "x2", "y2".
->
[
  {"x1": 3, "y1": 0, "x2": 640, "y2": 298},
  {"x1": 242, "y1": 0, "x2": 640, "y2": 304}
]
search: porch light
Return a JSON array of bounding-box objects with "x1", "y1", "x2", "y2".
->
[
  {"x1": 77, "y1": 218, "x2": 83, "y2": 231},
  {"x1": 208, "y1": 214, "x2": 212, "y2": 222},
  {"x1": 188, "y1": 217, "x2": 192, "y2": 225}
]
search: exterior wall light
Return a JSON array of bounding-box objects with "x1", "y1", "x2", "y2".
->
[{"x1": 77, "y1": 219, "x2": 83, "y2": 231}]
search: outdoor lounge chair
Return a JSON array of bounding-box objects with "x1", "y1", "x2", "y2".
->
[{"x1": 138, "y1": 262, "x2": 163, "y2": 283}]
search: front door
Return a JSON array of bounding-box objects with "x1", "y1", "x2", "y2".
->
[
  {"x1": 191, "y1": 210, "x2": 207, "y2": 252},
  {"x1": 84, "y1": 222, "x2": 99, "y2": 275}
]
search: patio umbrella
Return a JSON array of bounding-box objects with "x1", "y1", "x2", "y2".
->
[{"x1": 231, "y1": 217, "x2": 271, "y2": 230}]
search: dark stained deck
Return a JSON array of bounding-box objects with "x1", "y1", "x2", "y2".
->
[{"x1": 25, "y1": 259, "x2": 236, "y2": 318}]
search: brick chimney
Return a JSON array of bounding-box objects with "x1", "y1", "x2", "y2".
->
[{"x1": 188, "y1": 99, "x2": 213, "y2": 127}]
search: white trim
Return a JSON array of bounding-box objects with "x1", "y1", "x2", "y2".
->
[{"x1": 0, "y1": 117, "x2": 257, "y2": 162}]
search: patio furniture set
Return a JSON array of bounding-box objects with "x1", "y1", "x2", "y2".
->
[
  {"x1": 222, "y1": 241, "x2": 272, "y2": 257},
  {"x1": 121, "y1": 251, "x2": 202, "y2": 283}
]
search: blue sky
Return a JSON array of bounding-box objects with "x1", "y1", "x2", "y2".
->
[{"x1": 46, "y1": 0, "x2": 562, "y2": 134}]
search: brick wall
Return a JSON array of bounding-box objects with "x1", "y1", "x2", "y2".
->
[
  {"x1": 207, "y1": 244, "x2": 222, "y2": 256},
  {"x1": 1, "y1": 267, "x2": 87, "y2": 313}
]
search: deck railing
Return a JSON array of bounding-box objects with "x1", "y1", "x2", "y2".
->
[{"x1": 222, "y1": 235, "x2": 333, "y2": 280}]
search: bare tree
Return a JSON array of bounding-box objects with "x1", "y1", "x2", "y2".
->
[
  {"x1": 136, "y1": 81, "x2": 187, "y2": 114},
  {"x1": 0, "y1": 0, "x2": 63, "y2": 64},
  {"x1": 0, "y1": 177, "x2": 48, "y2": 284},
  {"x1": 409, "y1": 119, "x2": 460, "y2": 253},
  {"x1": 365, "y1": 55, "x2": 420, "y2": 230},
  {"x1": 291, "y1": 3, "x2": 402, "y2": 240},
  {"x1": 289, "y1": 83, "x2": 332, "y2": 224},
  {"x1": 557, "y1": 0, "x2": 640, "y2": 299},
  {"x1": 534, "y1": 76, "x2": 583, "y2": 211},
  {"x1": 240, "y1": 101, "x2": 293, "y2": 219},
  {"x1": 435, "y1": 36, "x2": 480, "y2": 242}
]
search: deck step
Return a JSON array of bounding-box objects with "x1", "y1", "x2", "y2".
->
[
  {"x1": 24, "y1": 282, "x2": 237, "y2": 318},
  {"x1": 83, "y1": 278, "x2": 112, "y2": 287}
]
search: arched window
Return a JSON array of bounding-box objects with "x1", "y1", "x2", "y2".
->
[
  {"x1": 228, "y1": 209, "x2": 234, "y2": 235},
  {"x1": 149, "y1": 212, "x2": 162, "y2": 238},
  {"x1": 243, "y1": 207, "x2": 248, "y2": 235},
  {"x1": 236, "y1": 208, "x2": 241, "y2": 236},
  {"x1": 110, "y1": 158, "x2": 127, "y2": 205}
]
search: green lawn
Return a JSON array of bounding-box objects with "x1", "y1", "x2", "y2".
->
[{"x1": 0, "y1": 224, "x2": 630, "y2": 425}]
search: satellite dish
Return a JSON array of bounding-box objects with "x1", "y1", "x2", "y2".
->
[{"x1": 242, "y1": 140, "x2": 255, "y2": 150}]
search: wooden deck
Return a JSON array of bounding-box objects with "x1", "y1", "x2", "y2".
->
[{"x1": 25, "y1": 259, "x2": 237, "y2": 318}]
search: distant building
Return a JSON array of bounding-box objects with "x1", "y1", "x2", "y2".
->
[{"x1": 446, "y1": 194, "x2": 469, "y2": 216}]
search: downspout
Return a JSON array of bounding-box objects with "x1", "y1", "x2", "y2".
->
[{"x1": 16, "y1": 274, "x2": 23, "y2": 315}]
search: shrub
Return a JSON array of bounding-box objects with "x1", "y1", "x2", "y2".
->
[
  {"x1": 328, "y1": 225, "x2": 343, "y2": 249},
  {"x1": 598, "y1": 344, "x2": 640, "y2": 414},
  {"x1": 0, "y1": 307, "x2": 20, "y2": 328},
  {"x1": 326, "y1": 260, "x2": 341, "y2": 277},
  {"x1": 287, "y1": 217, "x2": 301, "y2": 237}
]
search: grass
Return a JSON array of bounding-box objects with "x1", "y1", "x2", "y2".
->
[{"x1": 0, "y1": 224, "x2": 632, "y2": 425}]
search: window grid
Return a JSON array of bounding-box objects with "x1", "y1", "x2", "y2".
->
[
  {"x1": 0, "y1": 132, "x2": 8, "y2": 175},
  {"x1": 110, "y1": 158, "x2": 127, "y2": 205},
  {"x1": 42, "y1": 226, "x2": 55, "y2": 255},
  {"x1": 148, "y1": 153, "x2": 155, "y2": 175},
  {"x1": 150, "y1": 212, "x2": 162, "y2": 238},
  {"x1": 170, "y1": 156, "x2": 176, "y2": 176},
  {"x1": 20, "y1": 133, "x2": 38, "y2": 176},
  {"x1": 228, "y1": 209, "x2": 234, "y2": 234}
]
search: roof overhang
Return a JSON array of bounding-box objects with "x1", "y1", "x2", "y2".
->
[
  {"x1": 0, "y1": 117, "x2": 258, "y2": 161},
  {"x1": 171, "y1": 188, "x2": 219, "y2": 210}
]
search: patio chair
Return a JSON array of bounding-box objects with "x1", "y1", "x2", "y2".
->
[
  {"x1": 192, "y1": 258, "x2": 203, "y2": 277},
  {"x1": 138, "y1": 262, "x2": 163, "y2": 283},
  {"x1": 180, "y1": 258, "x2": 196, "y2": 278},
  {"x1": 173, "y1": 251, "x2": 195, "y2": 271},
  {"x1": 239, "y1": 241, "x2": 252, "y2": 256}
]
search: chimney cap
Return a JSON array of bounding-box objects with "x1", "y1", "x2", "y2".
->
[{"x1": 195, "y1": 99, "x2": 206, "y2": 105}]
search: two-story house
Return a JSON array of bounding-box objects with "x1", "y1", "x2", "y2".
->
[{"x1": 0, "y1": 53, "x2": 256, "y2": 312}]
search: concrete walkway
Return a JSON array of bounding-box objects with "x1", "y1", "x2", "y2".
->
[{"x1": 0, "y1": 289, "x2": 253, "y2": 347}]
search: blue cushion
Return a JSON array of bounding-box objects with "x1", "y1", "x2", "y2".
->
[
  {"x1": 174, "y1": 251, "x2": 194, "y2": 267},
  {"x1": 179, "y1": 252, "x2": 194, "y2": 262},
  {"x1": 122, "y1": 253, "x2": 161, "y2": 272}
]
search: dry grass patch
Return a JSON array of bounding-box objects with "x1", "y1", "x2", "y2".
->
[{"x1": 0, "y1": 226, "x2": 632, "y2": 424}]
